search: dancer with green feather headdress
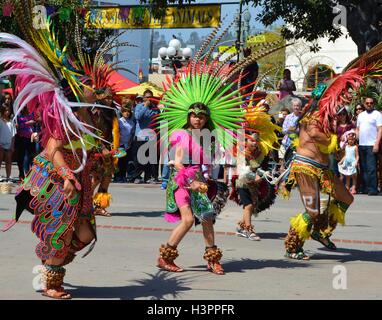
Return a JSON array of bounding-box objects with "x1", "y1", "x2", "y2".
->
[{"x1": 155, "y1": 17, "x2": 287, "y2": 275}]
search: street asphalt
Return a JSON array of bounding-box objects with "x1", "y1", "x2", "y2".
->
[{"x1": 1, "y1": 166, "x2": 382, "y2": 300}]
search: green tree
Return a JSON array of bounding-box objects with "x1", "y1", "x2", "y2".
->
[
  {"x1": 140, "y1": 0, "x2": 382, "y2": 55},
  {"x1": 0, "y1": 0, "x2": 113, "y2": 57}
]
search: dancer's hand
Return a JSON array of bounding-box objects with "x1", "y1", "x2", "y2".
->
[
  {"x1": 63, "y1": 179, "x2": 76, "y2": 199},
  {"x1": 102, "y1": 148, "x2": 111, "y2": 157},
  {"x1": 190, "y1": 180, "x2": 204, "y2": 192}
]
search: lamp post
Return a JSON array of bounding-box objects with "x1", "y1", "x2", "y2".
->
[
  {"x1": 236, "y1": 0, "x2": 243, "y2": 62},
  {"x1": 158, "y1": 37, "x2": 193, "y2": 76}
]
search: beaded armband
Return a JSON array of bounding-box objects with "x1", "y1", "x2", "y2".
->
[{"x1": 56, "y1": 166, "x2": 82, "y2": 191}]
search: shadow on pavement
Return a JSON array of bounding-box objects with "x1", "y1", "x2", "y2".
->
[
  {"x1": 256, "y1": 232, "x2": 288, "y2": 239},
  {"x1": 65, "y1": 271, "x2": 192, "y2": 300},
  {"x1": 313, "y1": 247, "x2": 382, "y2": 263},
  {"x1": 111, "y1": 211, "x2": 164, "y2": 218},
  {"x1": 190, "y1": 258, "x2": 311, "y2": 274}
]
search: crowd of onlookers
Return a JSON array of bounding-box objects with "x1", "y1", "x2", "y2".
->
[
  {"x1": 275, "y1": 96, "x2": 382, "y2": 196},
  {"x1": 0, "y1": 92, "x2": 41, "y2": 183},
  {"x1": 1, "y1": 87, "x2": 382, "y2": 196}
]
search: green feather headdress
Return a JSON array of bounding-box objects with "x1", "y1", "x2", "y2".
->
[{"x1": 156, "y1": 17, "x2": 289, "y2": 150}]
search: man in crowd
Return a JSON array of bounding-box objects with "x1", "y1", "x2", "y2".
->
[
  {"x1": 131, "y1": 89, "x2": 160, "y2": 184},
  {"x1": 356, "y1": 97, "x2": 382, "y2": 195}
]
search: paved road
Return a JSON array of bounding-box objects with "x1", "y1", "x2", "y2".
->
[{"x1": 1, "y1": 178, "x2": 382, "y2": 300}]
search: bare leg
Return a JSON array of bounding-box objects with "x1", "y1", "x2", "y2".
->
[
  {"x1": 0, "y1": 147, "x2": 4, "y2": 172},
  {"x1": 243, "y1": 204, "x2": 253, "y2": 227},
  {"x1": 201, "y1": 219, "x2": 215, "y2": 247},
  {"x1": 74, "y1": 219, "x2": 95, "y2": 244},
  {"x1": 157, "y1": 206, "x2": 194, "y2": 272},
  {"x1": 5, "y1": 150, "x2": 12, "y2": 179},
  {"x1": 346, "y1": 175, "x2": 351, "y2": 190},
  {"x1": 42, "y1": 230, "x2": 73, "y2": 299},
  {"x1": 167, "y1": 205, "x2": 194, "y2": 246},
  {"x1": 351, "y1": 174, "x2": 357, "y2": 193}
]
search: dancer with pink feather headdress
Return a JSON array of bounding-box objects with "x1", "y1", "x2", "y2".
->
[{"x1": 0, "y1": 13, "x2": 122, "y2": 298}]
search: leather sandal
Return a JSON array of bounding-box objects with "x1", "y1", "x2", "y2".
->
[
  {"x1": 42, "y1": 287, "x2": 71, "y2": 299},
  {"x1": 94, "y1": 208, "x2": 112, "y2": 217},
  {"x1": 285, "y1": 250, "x2": 310, "y2": 260},
  {"x1": 311, "y1": 232, "x2": 337, "y2": 250},
  {"x1": 207, "y1": 261, "x2": 225, "y2": 275},
  {"x1": 157, "y1": 257, "x2": 184, "y2": 272}
]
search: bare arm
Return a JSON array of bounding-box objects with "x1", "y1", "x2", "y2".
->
[
  {"x1": 174, "y1": 144, "x2": 204, "y2": 192},
  {"x1": 373, "y1": 126, "x2": 382, "y2": 153},
  {"x1": 291, "y1": 81, "x2": 296, "y2": 92},
  {"x1": 45, "y1": 138, "x2": 78, "y2": 199},
  {"x1": 355, "y1": 145, "x2": 359, "y2": 165},
  {"x1": 174, "y1": 145, "x2": 185, "y2": 172}
]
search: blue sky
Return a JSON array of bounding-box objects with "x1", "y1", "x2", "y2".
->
[{"x1": 98, "y1": 0, "x2": 281, "y2": 82}]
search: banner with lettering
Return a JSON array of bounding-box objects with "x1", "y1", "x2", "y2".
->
[{"x1": 85, "y1": 5, "x2": 221, "y2": 29}]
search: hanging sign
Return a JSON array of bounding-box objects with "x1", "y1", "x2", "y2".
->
[{"x1": 85, "y1": 4, "x2": 221, "y2": 29}]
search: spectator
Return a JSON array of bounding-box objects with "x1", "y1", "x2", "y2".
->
[
  {"x1": 334, "y1": 106, "x2": 355, "y2": 176},
  {"x1": 115, "y1": 101, "x2": 136, "y2": 183},
  {"x1": 131, "y1": 89, "x2": 160, "y2": 184},
  {"x1": 353, "y1": 104, "x2": 366, "y2": 191},
  {"x1": 135, "y1": 95, "x2": 144, "y2": 106},
  {"x1": 277, "y1": 69, "x2": 296, "y2": 100},
  {"x1": 14, "y1": 108, "x2": 36, "y2": 180},
  {"x1": 1, "y1": 92, "x2": 13, "y2": 107},
  {"x1": 276, "y1": 107, "x2": 290, "y2": 128},
  {"x1": 277, "y1": 107, "x2": 290, "y2": 167},
  {"x1": 356, "y1": 97, "x2": 382, "y2": 195},
  {"x1": 338, "y1": 130, "x2": 359, "y2": 194},
  {"x1": 282, "y1": 98, "x2": 302, "y2": 150},
  {"x1": 0, "y1": 104, "x2": 16, "y2": 182},
  {"x1": 337, "y1": 106, "x2": 355, "y2": 142},
  {"x1": 352, "y1": 104, "x2": 365, "y2": 124}
]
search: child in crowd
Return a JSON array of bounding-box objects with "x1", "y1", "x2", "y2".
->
[
  {"x1": 338, "y1": 130, "x2": 359, "y2": 194},
  {"x1": 0, "y1": 104, "x2": 16, "y2": 182}
]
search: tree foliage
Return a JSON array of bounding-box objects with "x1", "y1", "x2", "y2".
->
[{"x1": 0, "y1": 0, "x2": 113, "y2": 57}]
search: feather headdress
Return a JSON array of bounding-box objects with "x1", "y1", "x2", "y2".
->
[
  {"x1": 305, "y1": 41, "x2": 382, "y2": 133},
  {"x1": 0, "y1": 30, "x2": 108, "y2": 173},
  {"x1": 157, "y1": 16, "x2": 288, "y2": 150},
  {"x1": 245, "y1": 102, "x2": 280, "y2": 157}
]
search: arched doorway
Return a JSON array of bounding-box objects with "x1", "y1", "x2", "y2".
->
[{"x1": 304, "y1": 64, "x2": 335, "y2": 91}]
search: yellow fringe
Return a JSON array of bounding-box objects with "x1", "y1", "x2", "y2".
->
[
  {"x1": 292, "y1": 137, "x2": 300, "y2": 149},
  {"x1": 320, "y1": 226, "x2": 334, "y2": 238},
  {"x1": 329, "y1": 201, "x2": 345, "y2": 225},
  {"x1": 317, "y1": 134, "x2": 338, "y2": 154},
  {"x1": 93, "y1": 192, "x2": 112, "y2": 209},
  {"x1": 112, "y1": 117, "x2": 120, "y2": 166},
  {"x1": 289, "y1": 163, "x2": 334, "y2": 195},
  {"x1": 290, "y1": 213, "x2": 311, "y2": 241}
]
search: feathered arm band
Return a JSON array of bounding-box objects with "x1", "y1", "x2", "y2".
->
[{"x1": 174, "y1": 166, "x2": 199, "y2": 188}]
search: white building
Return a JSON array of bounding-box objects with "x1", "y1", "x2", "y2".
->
[{"x1": 285, "y1": 27, "x2": 358, "y2": 91}]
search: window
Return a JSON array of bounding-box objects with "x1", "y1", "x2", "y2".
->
[{"x1": 304, "y1": 64, "x2": 335, "y2": 91}]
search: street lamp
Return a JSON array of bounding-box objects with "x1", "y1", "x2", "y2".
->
[{"x1": 158, "y1": 37, "x2": 193, "y2": 75}]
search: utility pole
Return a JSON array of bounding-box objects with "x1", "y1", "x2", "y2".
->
[
  {"x1": 149, "y1": 28, "x2": 154, "y2": 74},
  {"x1": 236, "y1": 0, "x2": 243, "y2": 62}
]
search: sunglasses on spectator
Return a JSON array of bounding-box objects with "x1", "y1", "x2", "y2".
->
[{"x1": 365, "y1": 102, "x2": 374, "y2": 105}]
